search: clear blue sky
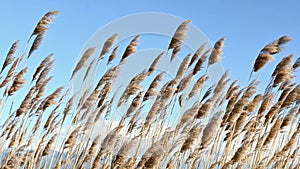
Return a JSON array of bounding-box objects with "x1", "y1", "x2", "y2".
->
[{"x1": 0, "y1": 0, "x2": 299, "y2": 89}]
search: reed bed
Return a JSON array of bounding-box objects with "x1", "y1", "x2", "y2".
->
[{"x1": 0, "y1": 11, "x2": 299, "y2": 169}]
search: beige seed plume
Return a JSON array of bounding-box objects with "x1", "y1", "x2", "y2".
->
[
  {"x1": 181, "y1": 123, "x2": 203, "y2": 152},
  {"x1": 99, "y1": 33, "x2": 118, "y2": 60},
  {"x1": 263, "y1": 117, "x2": 282, "y2": 146},
  {"x1": 177, "y1": 72, "x2": 193, "y2": 93},
  {"x1": 264, "y1": 101, "x2": 282, "y2": 125},
  {"x1": 113, "y1": 135, "x2": 140, "y2": 166},
  {"x1": 144, "y1": 72, "x2": 163, "y2": 101},
  {"x1": 130, "y1": 70, "x2": 149, "y2": 84},
  {"x1": 127, "y1": 105, "x2": 144, "y2": 133},
  {"x1": 35, "y1": 76, "x2": 52, "y2": 102},
  {"x1": 31, "y1": 10, "x2": 59, "y2": 37},
  {"x1": 99, "y1": 126, "x2": 123, "y2": 155},
  {"x1": 126, "y1": 92, "x2": 143, "y2": 116},
  {"x1": 32, "y1": 54, "x2": 54, "y2": 82},
  {"x1": 232, "y1": 111, "x2": 247, "y2": 138},
  {"x1": 212, "y1": 70, "x2": 229, "y2": 101},
  {"x1": 170, "y1": 45, "x2": 182, "y2": 62},
  {"x1": 83, "y1": 136, "x2": 100, "y2": 162},
  {"x1": 188, "y1": 74, "x2": 208, "y2": 98},
  {"x1": 144, "y1": 98, "x2": 162, "y2": 130},
  {"x1": 41, "y1": 86, "x2": 64, "y2": 111},
  {"x1": 200, "y1": 111, "x2": 222, "y2": 149},
  {"x1": 253, "y1": 36, "x2": 292, "y2": 72},
  {"x1": 246, "y1": 94, "x2": 263, "y2": 112},
  {"x1": 293, "y1": 56, "x2": 300, "y2": 70},
  {"x1": 175, "y1": 54, "x2": 191, "y2": 80},
  {"x1": 225, "y1": 80, "x2": 239, "y2": 100},
  {"x1": 278, "y1": 82, "x2": 295, "y2": 102},
  {"x1": 189, "y1": 42, "x2": 208, "y2": 67},
  {"x1": 261, "y1": 35, "x2": 292, "y2": 55},
  {"x1": 168, "y1": 20, "x2": 191, "y2": 50},
  {"x1": 16, "y1": 87, "x2": 36, "y2": 117},
  {"x1": 271, "y1": 54, "x2": 294, "y2": 87},
  {"x1": 35, "y1": 60, "x2": 54, "y2": 86},
  {"x1": 197, "y1": 99, "x2": 212, "y2": 118},
  {"x1": 8, "y1": 67, "x2": 28, "y2": 96},
  {"x1": 62, "y1": 94, "x2": 75, "y2": 125},
  {"x1": 81, "y1": 89, "x2": 100, "y2": 109},
  {"x1": 1, "y1": 40, "x2": 19, "y2": 74},
  {"x1": 138, "y1": 130, "x2": 173, "y2": 167},
  {"x1": 272, "y1": 54, "x2": 293, "y2": 77},
  {"x1": 71, "y1": 47, "x2": 96, "y2": 79},
  {"x1": 64, "y1": 126, "x2": 81, "y2": 148},
  {"x1": 230, "y1": 142, "x2": 250, "y2": 164},
  {"x1": 201, "y1": 85, "x2": 214, "y2": 102},
  {"x1": 0, "y1": 55, "x2": 23, "y2": 89},
  {"x1": 28, "y1": 33, "x2": 44, "y2": 58},
  {"x1": 148, "y1": 51, "x2": 164, "y2": 74},
  {"x1": 281, "y1": 84, "x2": 300, "y2": 108},
  {"x1": 208, "y1": 37, "x2": 225, "y2": 66},
  {"x1": 106, "y1": 46, "x2": 119, "y2": 65},
  {"x1": 44, "y1": 111, "x2": 55, "y2": 130},
  {"x1": 193, "y1": 49, "x2": 210, "y2": 75},
  {"x1": 119, "y1": 91, "x2": 143, "y2": 126},
  {"x1": 280, "y1": 106, "x2": 298, "y2": 129},
  {"x1": 222, "y1": 90, "x2": 242, "y2": 123},
  {"x1": 176, "y1": 102, "x2": 200, "y2": 130},
  {"x1": 83, "y1": 58, "x2": 96, "y2": 81},
  {"x1": 120, "y1": 35, "x2": 140, "y2": 63},
  {"x1": 253, "y1": 53, "x2": 275, "y2": 72},
  {"x1": 96, "y1": 66, "x2": 120, "y2": 89},
  {"x1": 42, "y1": 134, "x2": 57, "y2": 156},
  {"x1": 273, "y1": 68, "x2": 294, "y2": 87}
]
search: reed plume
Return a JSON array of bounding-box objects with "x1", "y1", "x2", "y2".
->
[
  {"x1": 120, "y1": 35, "x2": 140, "y2": 63},
  {"x1": 208, "y1": 37, "x2": 225, "y2": 66}
]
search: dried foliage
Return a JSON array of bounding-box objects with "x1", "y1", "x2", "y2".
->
[{"x1": 0, "y1": 11, "x2": 299, "y2": 169}]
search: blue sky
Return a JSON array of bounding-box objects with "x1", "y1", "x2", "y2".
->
[{"x1": 0, "y1": 1, "x2": 299, "y2": 91}]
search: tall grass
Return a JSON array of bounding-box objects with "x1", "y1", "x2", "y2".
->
[{"x1": 0, "y1": 11, "x2": 299, "y2": 169}]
